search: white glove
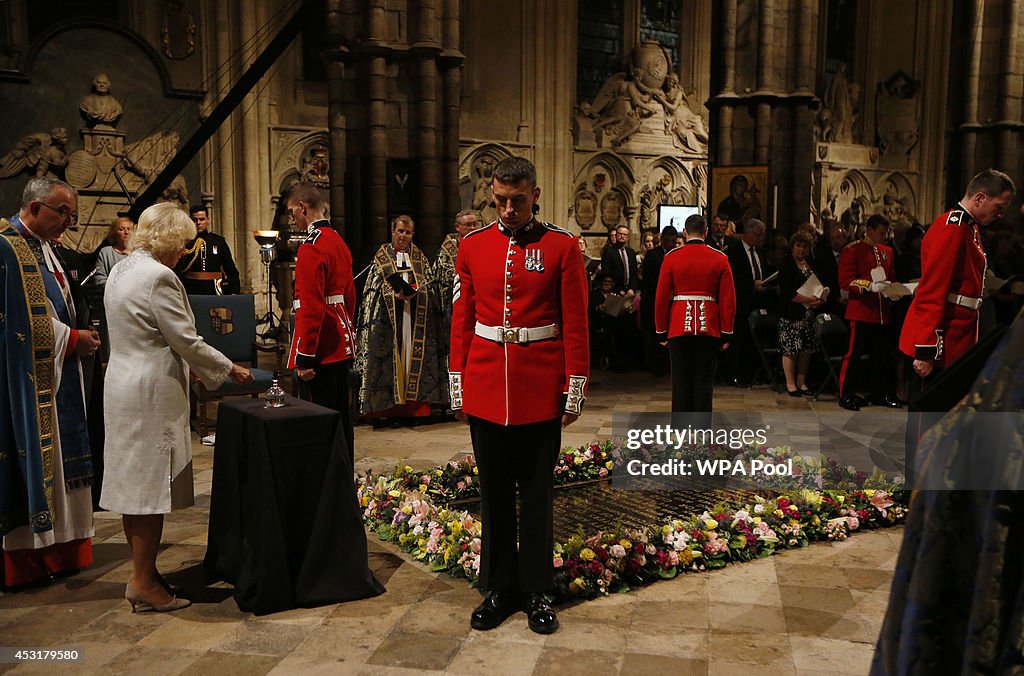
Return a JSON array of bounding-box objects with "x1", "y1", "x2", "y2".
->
[{"x1": 868, "y1": 281, "x2": 890, "y2": 293}]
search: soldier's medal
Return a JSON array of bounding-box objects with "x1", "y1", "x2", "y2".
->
[
  {"x1": 525, "y1": 248, "x2": 545, "y2": 272},
  {"x1": 212, "y1": 245, "x2": 219, "y2": 254}
]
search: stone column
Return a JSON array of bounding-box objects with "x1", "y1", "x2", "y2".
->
[
  {"x1": 753, "y1": 0, "x2": 774, "y2": 166},
  {"x1": 238, "y1": 0, "x2": 263, "y2": 294},
  {"x1": 213, "y1": 0, "x2": 238, "y2": 276},
  {"x1": 997, "y1": 0, "x2": 1023, "y2": 171},
  {"x1": 961, "y1": 0, "x2": 984, "y2": 185},
  {"x1": 715, "y1": 0, "x2": 738, "y2": 165},
  {"x1": 440, "y1": 0, "x2": 464, "y2": 228},
  {"x1": 365, "y1": 0, "x2": 389, "y2": 249},
  {"x1": 794, "y1": 0, "x2": 815, "y2": 94},
  {"x1": 411, "y1": 0, "x2": 443, "y2": 248},
  {"x1": 325, "y1": 51, "x2": 349, "y2": 241},
  {"x1": 527, "y1": 0, "x2": 576, "y2": 227}
]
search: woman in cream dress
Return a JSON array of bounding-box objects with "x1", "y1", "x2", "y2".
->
[{"x1": 101, "y1": 202, "x2": 252, "y2": 612}]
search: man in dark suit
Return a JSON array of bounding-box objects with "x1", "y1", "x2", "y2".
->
[
  {"x1": 724, "y1": 218, "x2": 771, "y2": 386},
  {"x1": 601, "y1": 225, "x2": 639, "y2": 294},
  {"x1": 815, "y1": 226, "x2": 848, "y2": 316},
  {"x1": 640, "y1": 226, "x2": 678, "y2": 373},
  {"x1": 705, "y1": 213, "x2": 731, "y2": 252}
]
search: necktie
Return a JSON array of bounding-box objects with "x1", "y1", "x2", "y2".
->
[
  {"x1": 620, "y1": 248, "x2": 629, "y2": 286},
  {"x1": 748, "y1": 245, "x2": 762, "y2": 280}
]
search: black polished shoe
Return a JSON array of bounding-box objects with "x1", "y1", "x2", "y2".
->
[
  {"x1": 871, "y1": 395, "x2": 903, "y2": 408},
  {"x1": 838, "y1": 397, "x2": 861, "y2": 411},
  {"x1": 786, "y1": 389, "x2": 802, "y2": 398},
  {"x1": 853, "y1": 394, "x2": 870, "y2": 408},
  {"x1": 470, "y1": 591, "x2": 520, "y2": 631},
  {"x1": 524, "y1": 594, "x2": 559, "y2": 634},
  {"x1": 729, "y1": 378, "x2": 750, "y2": 389}
]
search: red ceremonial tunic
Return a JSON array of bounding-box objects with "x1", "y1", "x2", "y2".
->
[
  {"x1": 654, "y1": 240, "x2": 736, "y2": 339},
  {"x1": 288, "y1": 221, "x2": 357, "y2": 369},
  {"x1": 899, "y1": 207, "x2": 987, "y2": 366},
  {"x1": 840, "y1": 239, "x2": 895, "y2": 324},
  {"x1": 449, "y1": 220, "x2": 590, "y2": 426}
]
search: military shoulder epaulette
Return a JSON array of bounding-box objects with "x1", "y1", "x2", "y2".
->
[
  {"x1": 946, "y1": 210, "x2": 965, "y2": 226},
  {"x1": 461, "y1": 224, "x2": 493, "y2": 240},
  {"x1": 304, "y1": 228, "x2": 322, "y2": 244},
  {"x1": 541, "y1": 222, "x2": 574, "y2": 238}
]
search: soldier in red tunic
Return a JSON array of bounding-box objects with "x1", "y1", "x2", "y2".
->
[
  {"x1": 654, "y1": 213, "x2": 736, "y2": 413},
  {"x1": 838, "y1": 214, "x2": 901, "y2": 410},
  {"x1": 900, "y1": 169, "x2": 1016, "y2": 378},
  {"x1": 450, "y1": 157, "x2": 589, "y2": 635},
  {"x1": 285, "y1": 181, "x2": 358, "y2": 465},
  {"x1": 898, "y1": 170, "x2": 1015, "y2": 485}
]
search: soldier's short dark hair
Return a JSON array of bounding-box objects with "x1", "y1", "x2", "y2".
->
[
  {"x1": 286, "y1": 181, "x2": 322, "y2": 210},
  {"x1": 189, "y1": 205, "x2": 207, "y2": 217},
  {"x1": 865, "y1": 214, "x2": 890, "y2": 231},
  {"x1": 661, "y1": 225, "x2": 678, "y2": 238},
  {"x1": 492, "y1": 156, "x2": 537, "y2": 188},
  {"x1": 965, "y1": 169, "x2": 1016, "y2": 199},
  {"x1": 684, "y1": 214, "x2": 707, "y2": 236}
]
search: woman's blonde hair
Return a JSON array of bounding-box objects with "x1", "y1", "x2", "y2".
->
[{"x1": 130, "y1": 202, "x2": 196, "y2": 257}]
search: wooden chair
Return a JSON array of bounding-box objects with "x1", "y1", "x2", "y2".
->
[{"x1": 188, "y1": 294, "x2": 283, "y2": 436}]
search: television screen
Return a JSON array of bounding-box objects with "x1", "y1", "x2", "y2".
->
[{"x1": 657, "y1": 204, "x2": 702, "y2": 233}]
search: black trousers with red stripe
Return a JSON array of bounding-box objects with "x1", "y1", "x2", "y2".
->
[
  {"x1": 469, "y1": 416, "x2": 561, "y2": 594},
  {"x1": 839, "y1": 320, "x2": 896, "y2": 401}
]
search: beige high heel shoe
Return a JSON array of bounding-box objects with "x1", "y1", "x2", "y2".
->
[{"x1": 125, "y1": 582, "x2": 191, "y2": 613}]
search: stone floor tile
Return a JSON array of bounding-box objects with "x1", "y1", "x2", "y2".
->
[
  {"x1": 393, "y1": 600, "x2": 472, "y2": 638},
  {"x1": 365, "y1": 632, "x2": 463, "y2": 671},
  {"x1": 213, "y1": 621, "x2": 312, "y2": 657},
  {"x1": 445, "y1": 635, "x2": 545, "y2": 674},
  {"x1": 708, "y1": 630, "x2": 797, "y2": 669},
  {"x1": 620, "y1": 651, "x2": 708, "y2": 675},
  {"x1": 621, "y1": 626, "x2": 708, "y2": 659},
  {"x1": 138, "y1": 616, "x2": 239, "y2": 651},
  {"x1": 789, "y1": 636, "x2": 875, "y2": 673},
  {"x1": 178, "y1": 651, "x2": 281, "y2": 676},
  {"x1": 95, "y1": 646, "x2": 205, "y2": 676},
  {"x1": 533, "y1": 647, "x2": 623, "y2": 675},
  {"x1": 708, "y1": 602, "x2": 787, "y2": 632}
]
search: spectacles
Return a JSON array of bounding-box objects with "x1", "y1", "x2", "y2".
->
[{"x1": 38, "y1": 201, "x2": 78, "y2": 225}]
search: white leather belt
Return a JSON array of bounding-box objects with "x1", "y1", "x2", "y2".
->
[
  {"x1": 293, "y1": 294, "x2": 346, "y2": 310},
  {"x1": 672, "y1": 294, "x2": 717, "y2": 302},
  {"x1": 947, "y1": 293, "x2": 982, "y2": 310},
  {"x1": 474, "y1": 321, "x2": 559, "y2": 344}
]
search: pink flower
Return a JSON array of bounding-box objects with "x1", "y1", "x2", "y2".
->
[
  {"x1": 553, "y1": 556, "x2": 564, "y2": 568},
  {"x1": 609, "y1": 544, "x2": 626, "y2": 558}
]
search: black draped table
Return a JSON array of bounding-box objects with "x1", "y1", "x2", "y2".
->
[{"x1": 203, "y1": 396, "x2": 384, "y2": 615}]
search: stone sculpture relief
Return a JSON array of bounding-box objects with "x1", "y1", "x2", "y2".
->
[
  {"x1": 818, "y1": 64, "x2": 861, "y2": 144},
  {"x1": 80, "y1": 73, "x2": 124, "y2": 130},
  {"x1": 300, "y1": 144, "x2": 330, "y2": 189},
  {"x1": 656, "y1": 73, "x2": 710, "y2": 154},
  {"x1": 876, "y1": 70, "x2": 921, "y2": 157},
  {"x1": 578, "y1": 41, "x2": 708, "y2": 154},
  {"x1": 471, "y1": 154, "x2": 498, "y2": 224},
  {"x1": 161, "y1": 0, "x2": 197, "y2": 60},
  {"x1": 0, "y1": 128, "x2": 69, "y2": 180}
]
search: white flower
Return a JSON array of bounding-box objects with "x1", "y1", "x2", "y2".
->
[{"x1": 753, "y1": 503, "x2": 765, "y2": 514}]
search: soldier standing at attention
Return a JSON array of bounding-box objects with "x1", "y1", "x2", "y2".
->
[
  {"x1": 286, "y1": 181, "x2": 358, "y2": 467},
  {"x1": 175, "y1": 205, "x2": 240, "y2": 295},
  {"x1": 449, "y1": 157, "x2": 589, "y2": 635},
  {"x1": 655, "y1": 213, "x2": 736, "y2": 413}
]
